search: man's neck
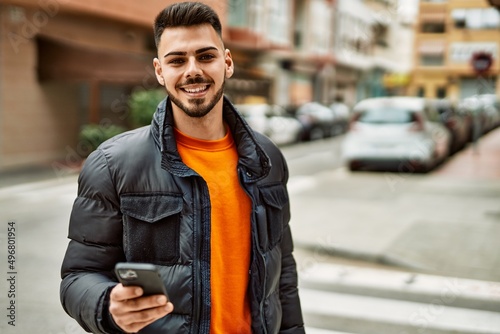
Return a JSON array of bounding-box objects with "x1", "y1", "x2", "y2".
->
[{"x1": 172, "y1": 102, "x2": 226, "y2": 141}]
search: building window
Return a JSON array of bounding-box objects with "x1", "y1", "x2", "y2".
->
[
  {"x1": 228, "y1": 0, "x2": 248, "y2": 28},
  {"x1": 294, "y1": 0, "x2": 306, "y2": 49},
  {"x1": 418, "y1": 41, "x2": 445, "y2": 66},
  {"x1": 452, "y1": 9, "x2": 466, "y2": 28},
  {"x1": 310, "y1": 0, "x2": 332, "y2": 53},
  {"x1": 373, "y1": 23, "x2": 389, "y2": 47},
  {"x1": 449, "y1": 42, "x2": 497, "y2": 64},
  {"x1": 436, "y1": 87, "x2": 447, "y2": 98},
  {"x1": 451, "y1": 8, "x2": 500, "y2": 29},
  {"x1": 484, "y1": 8, "x2": 500, "y2": 29},
  {"x1": 421, "y1": 22, "x2": 445, "y2": 33},
  {"x1": 419, "y1": 54, "x2": 444, "y2": 66},
  {"x1": 267, "y1": 0, "x2": 290, "y2": 45}
]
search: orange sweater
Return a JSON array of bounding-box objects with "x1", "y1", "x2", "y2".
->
[{"x1": 175, "y1": 127, "x2": 252, "y2": 334}]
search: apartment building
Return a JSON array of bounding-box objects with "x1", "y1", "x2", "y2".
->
[
  {"x1": 410, "y1": 0, "x2": 500, "y2": 101},
  {"x1": 333, "y1": 0, "x2": 414, "y2": 106},
  {"x1": 226, "y1": 0, "x2": 337, "y2": 107},
  {"x1": 224, "y1": 0, "x2": 294, "y2": 105},
  {"x1": 361, "y1": 0, "x2": 413, "y2": 99}
]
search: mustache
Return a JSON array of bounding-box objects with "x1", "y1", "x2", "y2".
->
[{"x1": 177, "y1": 76, "x2": 213, "y2": 88}]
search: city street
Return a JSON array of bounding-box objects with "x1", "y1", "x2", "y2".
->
[
  {"x1": 284, "y1": 132, "x2": 500, "y2": 282},
  {"x1": 0, "y1": 129, "x2": 500, "y2": 333},
  {"x1": 1, "y1": 0, "x2": 499, "y2": 332}
]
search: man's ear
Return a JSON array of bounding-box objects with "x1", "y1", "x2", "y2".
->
[
  {"x1": 153, "y1": 58, "x2": 165, "y2": 86},
  {"x1": 225, "y1": 49, "x2": 234, "y2": 79}
]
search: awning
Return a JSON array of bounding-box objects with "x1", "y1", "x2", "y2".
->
[
  {"x1": 383, "y1": 73, "x2": 411, "y2": 88},
  {"x1": 420, "y1": 12, "x2": 447, "y2": 22},
  {"x1": 418, "y1": 42, "x2": 446, "y2": 55}
]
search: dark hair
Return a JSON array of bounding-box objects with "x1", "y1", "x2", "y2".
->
[{"x1": 153, "y1": 2, "x2": 222, "y2": 49}]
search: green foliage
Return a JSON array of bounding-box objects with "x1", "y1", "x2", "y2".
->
[
  {"x1": 78, "y1": 124, "x2": 127, "y2": 156},
  {"x1": 128, "y1": 89, "x2": 166, "y2": 127},
  {"x1": 76, "y1": 88, "x2": 165, "y2": 158}
]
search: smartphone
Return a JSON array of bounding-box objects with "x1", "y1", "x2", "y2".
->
[{"x1": 115, "y1": 262, "x2": 168, "y2": 298}]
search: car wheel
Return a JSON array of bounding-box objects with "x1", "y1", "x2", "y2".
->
[
  {"x1": 309, "y1": 127, "x2": 324, "y2": 141},
  {"x1": 349, "y1": 161, "x2": 360, "y2": 172}
]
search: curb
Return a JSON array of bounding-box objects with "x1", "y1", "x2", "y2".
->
[{"x1": 299, "y1": 262, "x2": 500, "y2": 312}]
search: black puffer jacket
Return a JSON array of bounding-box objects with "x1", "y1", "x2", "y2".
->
[{"x1": 60, "y1": 97, "x2": 305, "y2": 334}]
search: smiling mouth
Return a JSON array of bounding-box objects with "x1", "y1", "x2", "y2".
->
[{"x1": 181, "y1": 85, "x2": 210, "y2": 94}]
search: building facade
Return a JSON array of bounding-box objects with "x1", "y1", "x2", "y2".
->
[
  {"x1": 225, "y1": 0, "x2": 337, "y2": 107},
  {"x1": 333, "y1": 0, "x2": 414, "y2": 106},
  {"x1": 410, "y1": 0, "x2": 500, "y2": 101},
  {"x1": 0, "y1": 0, "x2": 226, "y2": 171},
  {"x1": 1, "y1": 0, "x2": 338, "y2": 171},
  {"x1": 0, "y1": 0, "x2": 418, "y2": 171}
]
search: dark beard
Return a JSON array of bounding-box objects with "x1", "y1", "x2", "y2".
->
[{"x1": 167, "y1": 76, "x2": 225, "y2": 118}]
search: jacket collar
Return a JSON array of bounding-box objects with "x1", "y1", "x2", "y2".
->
[{"x1": 151, "y1": 96, "x2": 271, "y2": 182}]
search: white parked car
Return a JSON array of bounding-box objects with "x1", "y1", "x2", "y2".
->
[
  {"x1": 236, "y1": 104, "x2": 303, "y2": 146},
  {"x1": 341, "y1": 97, "x2": 452, "y2": 172}
]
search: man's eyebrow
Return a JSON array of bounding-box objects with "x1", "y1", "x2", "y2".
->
[
  {"x1": 195, "y1": 46, "x2": 219, "y2": 54},
  {"x1": 164, "y1": 51, "x2": 186, "y2": 58},
  {"x1": 164, "y1": 46, "x2": 219, "y2": 58}
]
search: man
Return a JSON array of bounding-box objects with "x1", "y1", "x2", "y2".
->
[{"x1": 60, "y1": 2, "x2": 305, "y2": 333}]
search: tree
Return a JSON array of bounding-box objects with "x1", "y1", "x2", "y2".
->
[{"x1": 128, "y1": 89, "x2": 166, "y2": 128}]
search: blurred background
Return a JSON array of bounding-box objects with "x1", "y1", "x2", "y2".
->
[
  {"x1": 0, "y1": 0, "x2": 499, "y2": 171},
  {"x1": 0, "y1": 0, "x2": 500, "y2": 333},
  {"x1": 0, "y1": 0, "x2": 500, "y2": 171}
]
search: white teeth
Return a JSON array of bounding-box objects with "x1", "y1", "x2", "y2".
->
[{"x1": 184, "y1": 86, "x2": 208, "y2": 93}]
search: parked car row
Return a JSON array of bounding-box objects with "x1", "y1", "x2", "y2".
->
[
  {"x1": 292, "y1": 102, "x2": 349, "y2": 141},
  {"x1": 235, "y1": 104, "x2": 303, "y2": 146},
  {"x1": 235, "y1": 94, "x2": 499, "y2": 173},
  {"x1": 236, "y1": 101, "x2": 350, "y2": 146},
  {"x1": 341, "y1": 94, "x2": 500, "y2": 173},
  {"x1": 428, "y1": 98, "x2": 471, "y2": 155},
  {"x1": 459, "y1": 94, "x2": 500, "y2": 137}
]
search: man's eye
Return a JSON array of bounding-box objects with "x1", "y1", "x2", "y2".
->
[
  {"x1": 169, "y1": 59, "x2": 185, "y2": 65},
  {"x1": 199, "y1": 54, "x2": 215, "y2": 61}
]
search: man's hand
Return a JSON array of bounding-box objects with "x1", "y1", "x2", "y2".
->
[{"x1": 109, "y1": 284, "x2": 174, "y2": 333}]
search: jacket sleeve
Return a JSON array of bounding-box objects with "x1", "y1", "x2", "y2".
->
[
  {"x1": 278, "y1": 154, "x2": 305, "y2": 333},
  {"x1": 60, "y1": 149, "x2": 126, "y2": 334}
]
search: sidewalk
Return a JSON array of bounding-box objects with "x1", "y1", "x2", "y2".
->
[
  {"x1": 433, "y1": 127, "x2": 500, "y2": 179},
  {"x1": 0, "y1": 161, "x2": 80, "y2": 189}
]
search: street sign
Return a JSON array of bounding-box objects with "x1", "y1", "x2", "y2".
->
[{"x1": 470, "y1": 52, "x2": 493, "y2": 74}]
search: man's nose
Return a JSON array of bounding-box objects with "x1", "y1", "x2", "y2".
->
[{"x1": 185, "y1": 57, "x2": 202, "y2": 77}]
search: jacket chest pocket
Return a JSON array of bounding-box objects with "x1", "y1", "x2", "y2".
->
[
  {"x1": 120, "y1": 193, "x2": 182, "y2": 265},
  {"x1": 257, "y1": 184, "x2": 289, "y2": 250}
]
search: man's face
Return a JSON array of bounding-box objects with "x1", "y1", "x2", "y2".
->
[{"x1": 153, "y1": 24, "x2": 234, "y2": 118}]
